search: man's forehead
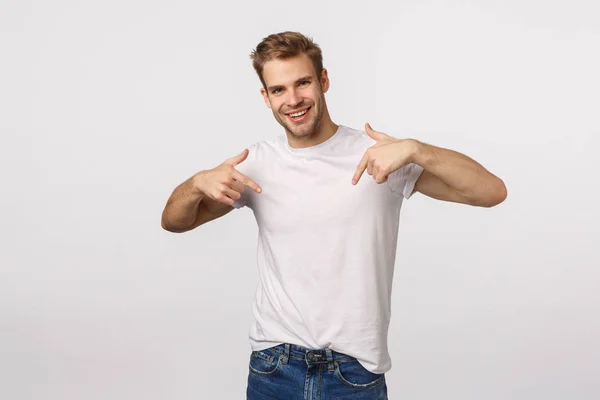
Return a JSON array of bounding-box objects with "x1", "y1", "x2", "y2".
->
[{"x1": 262, "y1": 54, "x2": 317, "y2": 86}]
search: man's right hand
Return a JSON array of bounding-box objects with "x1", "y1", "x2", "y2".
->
[{"x1": 194, "y1": 149, "x2": 262, "y2": 207}]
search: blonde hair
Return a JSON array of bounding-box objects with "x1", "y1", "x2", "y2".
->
[{"x1": 250, "y1": 31, "x2": 323, "y2": 89}]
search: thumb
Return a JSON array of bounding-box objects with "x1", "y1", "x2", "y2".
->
[
  {"x1": 365, "y1": 123, "x2": 388, "y2": 141},
  {"x1": 226, "y1": 148, "x2": 249, "y2": 166}
]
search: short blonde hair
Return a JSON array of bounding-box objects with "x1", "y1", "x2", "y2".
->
[{"x1": 250, "y1": 31, "x2": 324, "y2": 89}]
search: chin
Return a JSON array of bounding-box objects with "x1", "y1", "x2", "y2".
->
[{"x1": 290, "y1": 126, "x2": 316, "y2": 138}]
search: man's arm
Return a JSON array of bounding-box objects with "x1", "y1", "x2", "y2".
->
[
  {"x1": 353, "y1": 123, "x2": 506, "y2": 207},
  {"x1": 161, "y1": 175, "x2": 204, "y2": 232},
  {"x1": 161, "y1": 148, "x2": 261, "y2": 233},
  {"x1": 412, "y1": 141, "x2": 507, "y2": 207},
  {"x1": 161, "y1": 175, "x2": 234, "y2": 233}
]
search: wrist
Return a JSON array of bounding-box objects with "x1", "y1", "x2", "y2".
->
[
  {"x1": 191, "y1": 172, "x2": 207, "y2": 196},
  {"x1": 407, "y1": 139, "x2": 423, "y2": 165}
]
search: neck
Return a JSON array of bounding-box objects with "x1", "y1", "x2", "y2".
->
[{"x1": 286, "y1": 110, "x2": 338, "y2": 149}]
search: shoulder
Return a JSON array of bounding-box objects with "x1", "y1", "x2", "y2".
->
[
  {"x1": 339, "y1": 124, "x2": 376, "y2": 147},
  {"x1": 234, "y1": 137, "x2": 280, "y2": 173},
  {"x1": 243, "y1": 137, "x2": 281, "y2": 160},
  {"x1": 334, "y1": 124, "x2": 377, "y2": 156}
]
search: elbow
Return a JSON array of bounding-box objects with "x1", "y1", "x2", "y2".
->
[
  {"x1": 160, "y1": 210, "x2": 172, "y2": 232},
  {"x1": 161, "y1": 219, "x2": 172, "y2": 232},
  {"x1": 161, "y1": 214, "x2": 196, "y2": 233},
  {"x1": 161, "y1": 218, "x2": 176, "y2": 232},
  {"x1": 481, "y1": 179, "x2": 507, "y2": 208},
  {"x1": 161, "y1": 212, "x2": 184, "y2": 233},
  {"x1": 161, "y1": 220, "x2": 188, "y2": 233}
]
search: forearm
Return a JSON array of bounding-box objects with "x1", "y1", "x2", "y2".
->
[
  {"x1": 411, "y1": 140, "x2": 506, "y2": 205},
  {"x1": 161, "y1": 175, "x2": 205, "y2": 231}
]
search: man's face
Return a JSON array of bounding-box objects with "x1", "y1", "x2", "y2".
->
[{"x1": 260, "y1": 53, "x2": 330, "y2": 141}]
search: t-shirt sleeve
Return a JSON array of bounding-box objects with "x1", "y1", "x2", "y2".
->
[
  {"x1": 388, "y1": 163, "x2": 424, "y2": 199},
  {"x1": 232, "y1": 143, "x2": 259, "y2": 209}
]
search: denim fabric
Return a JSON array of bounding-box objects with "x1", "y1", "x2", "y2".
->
[{"x1": 247, "y1": 343, "x2": 388, "y2": 400}]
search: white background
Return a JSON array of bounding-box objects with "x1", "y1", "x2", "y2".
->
[{"x1": 1, "y1": 0, "x2": 598, "y2": 399}]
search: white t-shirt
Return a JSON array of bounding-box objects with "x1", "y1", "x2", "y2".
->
[{"x1": 233, "y1": 124, "x2": 424, "y2": 374}]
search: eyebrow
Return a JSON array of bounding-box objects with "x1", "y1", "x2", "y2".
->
[{"x1": 267, "y1": 75, "x2": 313, "y2": 91}]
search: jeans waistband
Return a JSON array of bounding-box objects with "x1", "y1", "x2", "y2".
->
[{"x1": 267, "y1": 343, "x2": 355, "y2": 368}]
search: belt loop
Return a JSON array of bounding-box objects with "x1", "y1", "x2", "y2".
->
[
  {"x1": 326, "y1": 348, "x2": 334, "y2": 372},
  {"x1": 282, "y1": 343, "x2": 290, "y2": 365}
]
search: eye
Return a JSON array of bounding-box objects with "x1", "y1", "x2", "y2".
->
[
  {"x1": 299, "y1": 80, "x2": 309, "y2": 86},
  {"x1": 272, "y1": 88, "x2": 282, "y2": 94}
]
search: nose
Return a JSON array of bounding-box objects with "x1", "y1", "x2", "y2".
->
[{"x1": 287, "y1": 89, "x2": 302, "y2": 108}]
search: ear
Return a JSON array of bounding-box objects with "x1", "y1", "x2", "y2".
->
[
  {"x1": 260, "y1": 87, "x2": 272, "y2": 109},
  {"x1": 320, "y1": 68, "x2": 330, "y2": 94}
]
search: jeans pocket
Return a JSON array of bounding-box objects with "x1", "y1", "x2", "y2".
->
[
  {"x1": 249, "y1": 348, "x2": 282, "y2": 377},
  {"x1": 334, "y1": 359, "x2": 385, "y2": 389}
]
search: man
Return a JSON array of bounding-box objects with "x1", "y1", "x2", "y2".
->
[{"x1": 161, "y1": 31, "x2": 506, "y2": 400}]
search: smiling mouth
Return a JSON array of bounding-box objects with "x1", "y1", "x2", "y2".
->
[{"x1": 286, "y1": 107, "x2": 311, "y2": 122}]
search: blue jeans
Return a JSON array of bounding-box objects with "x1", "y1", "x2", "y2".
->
[{"x1": 247, "y1": 343, "x2": 388, "y2": 399}]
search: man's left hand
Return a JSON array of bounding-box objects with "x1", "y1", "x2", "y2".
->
[{"x1": 352, "y1": 123, "x2": 417, "y2": 185}]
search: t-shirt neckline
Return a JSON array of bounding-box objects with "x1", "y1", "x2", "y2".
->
[{"x1": 282, "y1": 124, "x2": 344, "y2": 154}]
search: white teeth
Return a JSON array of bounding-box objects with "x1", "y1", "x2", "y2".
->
[{"x1": 290, "y1": 109, "x2": 307, "y2": 117}]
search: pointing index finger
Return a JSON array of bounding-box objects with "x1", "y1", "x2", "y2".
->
[
  {"x1": 232, "y1": 169, "x2": 262, "y2": 193},
  {"x1": 352, "y1": 153, "x2": 368, "y2": 185}
]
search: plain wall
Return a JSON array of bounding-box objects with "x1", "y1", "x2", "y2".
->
[{"x1": 1, "y1": 0, "x2": 598, "y2": 399}]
